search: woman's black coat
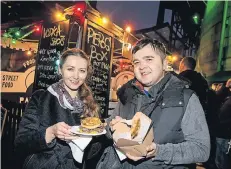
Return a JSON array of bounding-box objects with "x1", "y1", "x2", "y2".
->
[{"x1": 14, "y1": 90, "x2": 106, "y2": 169}]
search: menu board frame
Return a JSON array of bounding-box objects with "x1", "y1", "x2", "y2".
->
[
  {"x1": 33, "y1": 20, "x2": 70, "y2": 91},
  {"x1": 82, "y1": 20, "x2": 114, "y2": 118}
]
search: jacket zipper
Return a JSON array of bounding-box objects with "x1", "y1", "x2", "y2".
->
[{"x1": 23, "y1": 154, "x2": 34, "y2": 169}]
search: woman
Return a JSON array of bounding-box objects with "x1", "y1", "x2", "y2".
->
[{"x1": 15, "y1": 48, "x2": 100, "y2": 169}]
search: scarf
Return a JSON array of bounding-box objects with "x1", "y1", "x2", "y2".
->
[{"x1": 47, "y1": 80, "x2": 84, "y2": 115}]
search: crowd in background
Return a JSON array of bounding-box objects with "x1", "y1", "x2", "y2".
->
[{"x1": 178, "y1": 57, "x2": 231, "y2": 169}]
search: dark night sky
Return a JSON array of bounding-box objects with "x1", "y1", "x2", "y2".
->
[
  {"x1": 1, "y1": 1, "x2": 161, "y2": 31},
  {"x1": 97, "y1": 1, "x2": 160, "y2": 30}
]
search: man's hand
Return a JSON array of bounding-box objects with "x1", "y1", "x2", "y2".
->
[
  {"x1": 126, "y1": 153, "x2": 145, "y2": 161},
  {"x1": 109, "y1": 116, "x2": 122, "y2": 131},
  {"x1": 146, "y1": 142, "x2": 157, "y2": 158},
  {"x1": 125, "y1": 142, "x2": 157, "y2": 161}
]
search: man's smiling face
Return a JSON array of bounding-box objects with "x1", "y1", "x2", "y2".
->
[{"x1": 132, "y1": 44, "x2": 165, "y2": 90}]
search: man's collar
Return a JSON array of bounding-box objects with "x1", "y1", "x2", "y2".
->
[{"x1": 131, "y1": 72, "x2": 171, "y2": 98}]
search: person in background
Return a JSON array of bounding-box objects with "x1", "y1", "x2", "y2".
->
[
  {"x1": 15, "y1": 48, "x2": 101, "y2": 169},
  {"x1": 97, "y1": 38, "x2": 210, "y2": 169},
  {"x1": 179, "y1": 57, "x2": 220, "y2": 169},
  {"x1": 179, "y1": 57, "x2": 209, "y2": 110},
  {"x1": 215, "y1": 78, "x2": 231, "y2": 169},
  {"x1": 117, "y1": 75, "x2": 129, "y2": 91}
]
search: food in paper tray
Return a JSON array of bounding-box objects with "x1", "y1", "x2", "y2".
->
[
  {"x1": 113, "y1": 112, "x2": 154, "y2": 158},
  {"x1": 79, "y1": 117, "x2": 104, "y2": 134}
]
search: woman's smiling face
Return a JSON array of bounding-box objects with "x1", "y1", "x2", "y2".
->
[{"x1": 59, "y1": 55, "x2": 88, "y2": 94}]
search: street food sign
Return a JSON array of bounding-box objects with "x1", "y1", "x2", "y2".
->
[{"x1": 1, "y1": 66, "x2": 35, "y2": 93}]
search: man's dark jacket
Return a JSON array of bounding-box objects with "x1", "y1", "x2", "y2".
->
[
  {"x1": 98, "y1": 73, "x2": 210, "y2": 169},
  {"x1": 179, "y1": 70, "x2": 208, "y2": 109}
]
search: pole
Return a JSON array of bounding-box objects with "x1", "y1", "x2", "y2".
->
[{"x1": 217, "y1": 0, "x2": 228, "y2": 71}]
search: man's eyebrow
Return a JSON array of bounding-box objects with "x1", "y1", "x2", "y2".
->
[
  {"x1": 143, "y1": 55, "x2": 154, "y2": 59},
  {"x1": 132, "y1": 56, "x2": 154, "y2": 62}
]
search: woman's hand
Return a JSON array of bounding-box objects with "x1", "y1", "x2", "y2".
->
[{"x1": 45, "y1": 122, "x2": 78, "y2": 143}]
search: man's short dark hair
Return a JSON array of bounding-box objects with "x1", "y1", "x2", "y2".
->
[
  {"x1": 181, "y1": 57, "x2": 196, "y2": 70},
  {"x1": 132, "y1": 38, "x2": 167, "y2": 60}
]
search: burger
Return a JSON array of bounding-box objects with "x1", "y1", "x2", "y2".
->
[{"x1": 79, "y1": 117, "x2": 104, "y2": 134}]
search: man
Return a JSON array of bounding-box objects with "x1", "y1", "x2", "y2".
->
[
  {"x1": 179, "y1": 57, "x2": 217, "y2": 169},
  {"x1": 98, "y1": 38, "x2": 210, "y2": 169},
  {"x1": 215, "y1": 79, "x2": 231, "y2": 169},
  {"x1": 179, "y1": 57, "x2": 208, "y2": 110}
]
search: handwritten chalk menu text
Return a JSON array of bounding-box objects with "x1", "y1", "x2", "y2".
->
[
  {"x1": 33, "y1": 21, "x2": 69, "y2": 91},
  {"x1": 85, "y1": 25, "x2": 112, "y2": 117}
]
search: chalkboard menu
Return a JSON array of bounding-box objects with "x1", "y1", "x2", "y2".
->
[
  {"x1": 33, "y1": 21, "x2": 69, "y2": 91},
  {"x1": 84, "y1": 24, "x2": 112, "y2": 118}
]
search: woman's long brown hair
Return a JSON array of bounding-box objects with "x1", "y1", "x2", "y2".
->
[{"x1": 59, "y1": 48, "x2": 99, "y2": 117}]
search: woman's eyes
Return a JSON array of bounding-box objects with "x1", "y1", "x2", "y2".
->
[
  {"x1": 67, "y1": 68, "x2": 86, "y2": 73},
  {"x1": 80, "y1": 70, "x2": 86, "y2": 73},
  {"x1": 67, "y1": 68, "x2": 74, "y2": 71}
]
